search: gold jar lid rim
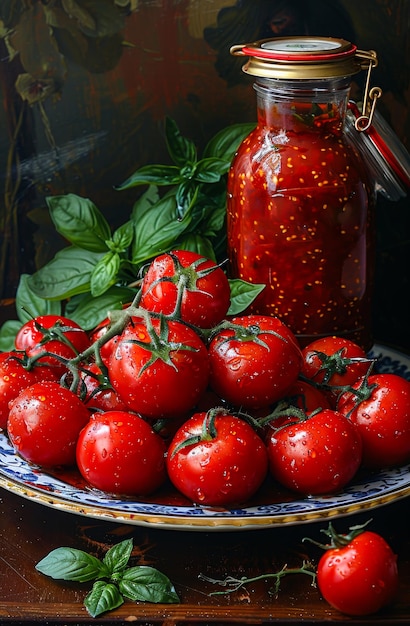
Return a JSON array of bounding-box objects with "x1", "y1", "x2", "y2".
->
[
  {"x1": 230, "y1": 36, "x2": 369, "y2": 79},
  {"x1": 239, "y1": 37, "x2": 355, "y2": 63}
]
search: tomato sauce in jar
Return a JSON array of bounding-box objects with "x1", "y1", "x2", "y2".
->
[{"x1": 228, "y1": 37, "x2": 378, "y2": 349}]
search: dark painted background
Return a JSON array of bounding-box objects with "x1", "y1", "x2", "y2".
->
[{"x1": 0, "y1": 0, "x2": 409, "y2": 348}]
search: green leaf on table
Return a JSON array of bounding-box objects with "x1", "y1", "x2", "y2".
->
[
  {"x1": 228, "y1": 279, "x2": 265, "y2": 315},
  {"x1": 119, "y1": 566, "x2": 180, "y2": 604},
  {"x1": 47, "y1": 194, "x2": 111, "y2": 253},
  {"x1": 27, "y1": 247, "x2": 104, "y2": 300},
  {"x1": 35, "y1": 536, "x2": 180, "y2": 618},
  {"x1": 85, "y1": 581, "x2": 124, "y2": 618},
  {"x1": 35, "y1": 547, "x2": 109, "y2": 582},
  {"x1": 103, "y1": 539, "x2": 133, "y2": 574}
]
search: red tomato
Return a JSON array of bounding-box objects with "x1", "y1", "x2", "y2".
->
[
  {"x1": 337, "y1": 373, "x2": 410, "y2": 469},
  {"x1": 88, "y1": 317, "x2": 120, "y2": 367},
  {"x1": 166, "y1": 409, "x2": 269, "y2": 506},
  {"x1": 279, "y1": 379, "x2": 331, "y2": 413},
  {"x1": 7, "y1": 381, "x2": 90, "y2": 467},
  {"x1": 15, "y1": 315, "x2": 90, "y2": 377},
  {"x1": 208, "y1": 314, "x2": 302, "y2": 410},
  {"x1": 301, "y1": 336, "x2": 372, "y2": 407},
  {"x1": 80, "y1": 363, "x2": 128, "y2": 412},
  {"x1": 76, "y1": 410, "x2": 167, "y2": 496},
  {"x1": 139, "y1": 250, "x2": 231, "y2": 328},
  {"x1": 267, "y1": 408, "x2": 362, "y2": 495},
  {"x1": 109, "y1": 315, "x2": 209, "y2": 419},
  {"x1": 0, "y1": 352, "x2": 39, "y2": 429},
  {"x1": 316, "y1": 525, "x2": 398, "y2": 616}
]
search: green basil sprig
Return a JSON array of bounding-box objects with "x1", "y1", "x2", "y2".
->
[
  {"x1": 0, "y1": 118, "x2": 260, "y2": 349},
  {"x1": 36, "y1": 538, "x2": 179, "y2": 618}
]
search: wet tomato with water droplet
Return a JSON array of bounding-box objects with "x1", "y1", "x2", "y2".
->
[
  {"x1": 7, "y1": 381, "x2": 90, "y2": 467},
  {"x1": 76, "y1": 410, "x2": 167, "y2": 496},
  {"x1": 15, "y1": 314, "x2": 90, "y2": 377},
  {"x1": 208, "y1": 314, "x2": 302, "y2": 410},
  {"x1": 301, "y1": 335, "x2": 372, "y2": 407},
  {"x1": 317, "y1": 530, "x2": 398, "y2": 616},
  {"x1": 337, "y1": 373, "x2": 410, "y2": 469},
  {"x1": 139, "y1": 249, "x2": 231, "y2": 329},
  {"x1": 267, "y1": 408, "x2": 362, "y2": 495},
  {"x1": 109, "y1": 315, "x2": 209, "y2": 419},
  {"x1": 166, "y1": 410, "x2": 268, "y2": 506}
]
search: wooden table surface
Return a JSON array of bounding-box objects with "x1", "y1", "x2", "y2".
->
[{"x1": 0, "y1": 485, "x2": 408, "y2": 625}]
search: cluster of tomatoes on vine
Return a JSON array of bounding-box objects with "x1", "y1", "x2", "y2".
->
[{"x1": 1, "y1": 249, "x2": 410, "y2": 508}]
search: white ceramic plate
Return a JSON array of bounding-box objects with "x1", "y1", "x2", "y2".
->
[{"x1": 0, "y1": 343, "x2": 409, "y2": 531}]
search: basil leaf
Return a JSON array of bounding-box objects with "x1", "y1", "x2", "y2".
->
[
  {"x1": 194, "y1": 157, "x2": 230, "y2": 182},
  {"x1": 90, "y1": 251, "x2": 121, "y2": 297},
  {"x1": 176, "y1": 233, "x2": 216, "y2": 260},
  {"x1": 103, "y1": 539, "x2": 133, "y2": 575},
  {"x1": 0, "y1": 320, "x2": 21, "y2": 351},
  {"x1": 116, "y1": 164, "x2": 182, "y2": 189},
  {"x1": 175, "y1": 180, "x2": 198, "y2": 219},
  {"x1": 131, "y1": 190, "x2": 190, "y2": 265},
  {"x1": 46, "y1": 194, "x2": 111, "y2": 252},
  {"x1": 84, "y1": 581, "x2": 124, "y2": 618},
  {"x1": 36, "y1": 547, "x2": 108, "y2": 582},
  {"x1": 228, "y1": 279, "x2": 265, "y2": 315},
  {"x1": 165, "y1": 117, "x2": 197, "y2": 166},
  {"x1": 202, "y1": 122, "x2": 255, "y2": 161},
  {"x1": 109, "y1": 221, "x2": 134, "y2": 252},
  {"x1": 15, "y1": 274, "x2": 61, "y2": 322},
  {"x1": 65, "y1": 286, "x2": 134, "y2": 330},
  {"x1": 119, "y1": 566, "x2": 180, "y2": 604},
  {"x1": 27, "y1": 246, "x2": 104, "y2": 300}
]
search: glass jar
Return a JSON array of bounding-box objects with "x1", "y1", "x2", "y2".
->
[{"x1": 227, "y1": 37, "x2": 381, "y2": 350}]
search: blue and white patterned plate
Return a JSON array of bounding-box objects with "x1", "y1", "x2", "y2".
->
[{"x1": 0, "y1": 343, "x2": 409, "y2": 531}]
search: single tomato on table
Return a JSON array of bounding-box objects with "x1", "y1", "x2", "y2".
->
[
  {"x1": 208, "y1": 314, "x2": 302, "y2": 410},
  {"x1": 310, "y1": 521, "x2": 398, "y2": 616},
  {"x1": 166, "y1": 408, "x2": 269, "y2": 506}
]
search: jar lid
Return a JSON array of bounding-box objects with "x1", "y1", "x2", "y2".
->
[
  {"x1": 345, "y1": 102, "x2": 410, "y2": 201},
  {"x1": 231, "y1": 37, "x2": 364, "y2": 79}
]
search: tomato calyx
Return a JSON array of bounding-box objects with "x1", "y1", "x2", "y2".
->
[
  {"x1": 303, "y1": 519, "x2": 373, "y2": 551},
  {"x1": 209, "y1": 320, "x2": 286, "y2": 350},
  {"x1": 121, "y1": 312, "x2": 201, "y2": 377},
  {"x1": 259, "y1": 402, "x2": 316, "y2": 431},
  {"x1": 338, "y1": 370, "x2": 379, "y2": 417},
  {"x1": 169, "y1": 407, "x2": 227, "y2": 457},
  {"x1": 305, "y1": 348, "x2": 374, "y2": 385},
  {"x1": 169, "y1": 407, "x2": 262, "y2": 458},
  {"x1": 27, "y1": 318, "x2": 86, "y2": 355}
]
